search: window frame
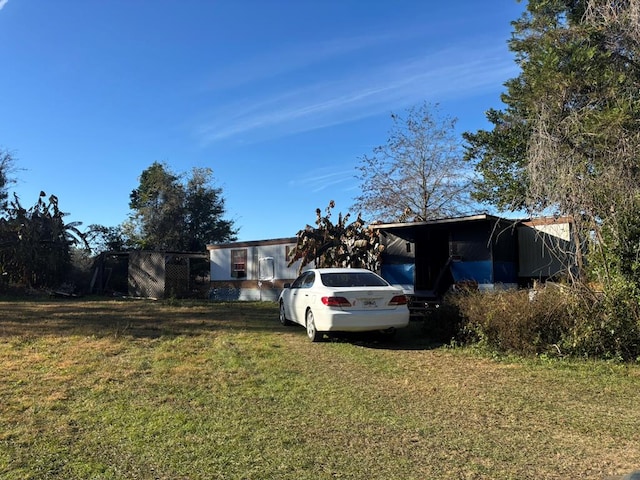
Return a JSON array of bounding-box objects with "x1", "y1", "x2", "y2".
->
[{"x1": 230, "y1": 249, "x2": 247, "y2": 278}]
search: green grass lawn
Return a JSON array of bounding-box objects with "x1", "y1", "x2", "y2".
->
[{"x1": 1, "y1": 299, "x2": 638, "y2": 479}]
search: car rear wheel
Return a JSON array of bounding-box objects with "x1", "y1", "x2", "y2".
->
[
  {"x1": 306, "y1": 309, "x2": 323, "y2": 342},
  {"x1": 279, "y1": 301, "x2": 292, "y2": 326}
]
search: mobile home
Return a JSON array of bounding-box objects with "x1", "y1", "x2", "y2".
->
[
  {"x1": 374, "y1": 214, "x2": 576, "y2": 312},
  {"x1": 206, "y1": 215, "x2": 576, "y2": 305},
  {"x1": 207, "y1": 237, "x2": 301, "y2": 301}
]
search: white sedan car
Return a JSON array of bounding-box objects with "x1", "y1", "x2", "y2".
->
[{"x1": 278, "y1": 268, "x2": 410, "y2": 342}]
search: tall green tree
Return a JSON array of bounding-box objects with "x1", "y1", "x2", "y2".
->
[
  {"x1": 129, "y1": 162, "x2": 185, "y2": 250},
  {"x1": 354, "y1": 102, "x2": 474, "y2": 222},
  {"x1": 129, "y1": 162, "x2": 236, "y2": 251},
  {"x1": 184, "y1": 167, "x2": 236, "y2": 251},
  {"x1": 464, "y1": 0, "x2": 640, "y2": 288}
]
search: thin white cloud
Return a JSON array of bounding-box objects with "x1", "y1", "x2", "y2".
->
[
  {"x1": 195, "y1": 41, "x2": 517, "y2": 146},
  {"x1": 0, "y1": 0, "x2": 9, "y2": 10},
  {"x1": 288, "y1": 168, "x2": 355, "y2": 193}
]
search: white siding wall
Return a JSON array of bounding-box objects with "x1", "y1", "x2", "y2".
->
[
  {"x1": 210, "y1": 248, "x2": 233, "y2": 280},
  {"x1": 209, "y1": 242, "x2": 300, "y2": 281},
  {"x1": 208, "y1": 239, "x2": 303, "y2": 301},
  {"x1": 258, "y1": 243, "x2": 300, "y2": 280}
]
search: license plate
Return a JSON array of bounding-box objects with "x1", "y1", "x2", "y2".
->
[{"x1": 362, "y1": 299, "x2": 377, "y2": 308}]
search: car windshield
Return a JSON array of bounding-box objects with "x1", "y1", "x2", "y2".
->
[{"x1": 320, "y1": 272, "x2": 389, "y2": 288}]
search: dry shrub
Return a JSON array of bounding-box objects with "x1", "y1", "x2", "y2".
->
[
  {"x1": 452, "y1": 285, "x2": 576, "y2": 356},
  {"x1": 450, "y1": 282, "x2": 640, "y2": 361},
  {"x1": 422, "y1": 301, "x2": 465, "y2": 343}
]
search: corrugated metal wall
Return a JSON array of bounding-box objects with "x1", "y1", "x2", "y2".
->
[{"x1": 518, "y1": 222, "x2": 573, "y2": 279}]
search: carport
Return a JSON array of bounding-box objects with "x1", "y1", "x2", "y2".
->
[{"x1": 374, "y1": 214, "x2": 520, "y2": 305}]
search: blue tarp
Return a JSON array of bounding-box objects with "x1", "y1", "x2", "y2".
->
[
  {"x1": 450, "y1": 260, "x2": 493, "y2": 284},
  {"x1": 381, "y1": 264, "x2": 414, "y2": 287}
]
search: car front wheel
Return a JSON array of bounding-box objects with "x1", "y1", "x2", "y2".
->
[
  {"x1": 279, "y1": 301, "x2": 292, "y2": 326},
  {"x1": 306, "y1": 309, "x2": 323, "y2": 342}
]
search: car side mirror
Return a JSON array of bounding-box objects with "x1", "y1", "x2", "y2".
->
[{"x1": 283, "y1": 283, "x2": 291, "y2": 289}]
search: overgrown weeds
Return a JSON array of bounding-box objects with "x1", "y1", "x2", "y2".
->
[{"x1": 449, "y1": 283, "x2": 640, "y2": 361}]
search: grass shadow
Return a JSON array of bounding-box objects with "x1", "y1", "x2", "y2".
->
[
  {"x1": 0, "y1": 298, "x2": 283, "y2": 339},
  {"x1": 316, "y1": 320, "x2": 443, "y2": 351}
]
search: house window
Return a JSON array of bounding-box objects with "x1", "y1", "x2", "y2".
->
[
  {"x1": 286, "y1": 245, "x2": 296, "y2": 262},
  {"x1": 231, "y1": 249, "x2": 247, "y2": 278}
]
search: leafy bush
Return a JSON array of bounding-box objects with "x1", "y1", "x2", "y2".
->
[{"x1": 563, "y1": 279, "x2": 640, "y2": 361}]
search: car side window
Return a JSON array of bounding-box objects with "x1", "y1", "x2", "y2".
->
[
  {"x1": 290, "y1": 274, "x2": 306, "y2": 289},
  {"x1": 291, "y1": 271, "x2": 314, "y2": 289},
  {"x1": 301, "y1": 272, "x2": 315, "y2": 288}
]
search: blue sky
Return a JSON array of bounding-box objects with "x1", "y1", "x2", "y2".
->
[{"x1": 0, "y1": 0, "x2": 525, "y2": 243}]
